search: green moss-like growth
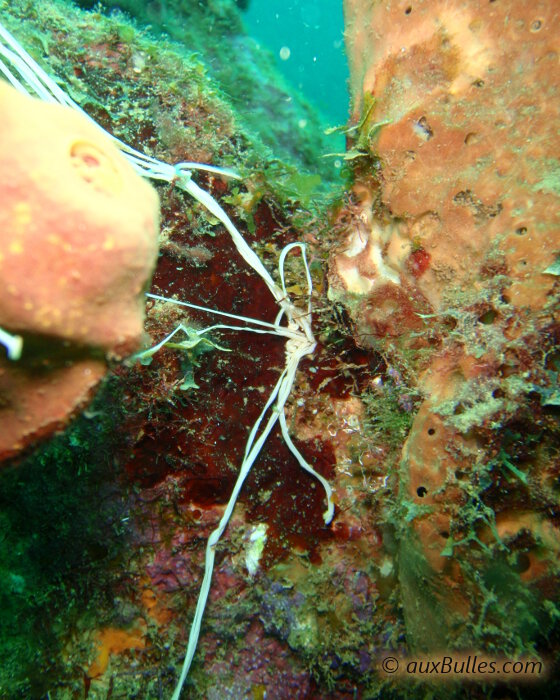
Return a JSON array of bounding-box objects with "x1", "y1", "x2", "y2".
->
[
  {"x1": 363, "y1": 383, "x2": 415, "y2": 453},
  {"x1": 0, "y1": 377, "x2": 130, "y2": 696}
]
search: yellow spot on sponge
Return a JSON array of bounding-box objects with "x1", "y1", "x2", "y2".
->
[{"x1": 12, "y1": 201, "x2": 32, "y2": 233}]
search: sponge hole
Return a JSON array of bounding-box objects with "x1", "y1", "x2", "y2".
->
[{"x1": 70, "y1": 141, "x2": 122, "y2": 194}]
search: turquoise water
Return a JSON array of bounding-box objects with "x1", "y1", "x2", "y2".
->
[
  {"x1": 72, "y1": 0, "x2": 348, "y2": 171},
  {"x1": 242, "y1": 0, "x2": 349, "y2": 126}
]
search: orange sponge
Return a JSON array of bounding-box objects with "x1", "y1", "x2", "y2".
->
[
  {"x1": 0, "y1": 80, "x2": 160, "y2": 355},
  {"x1": 0, "y1": 81, "x2": 160, "y2": 460}
]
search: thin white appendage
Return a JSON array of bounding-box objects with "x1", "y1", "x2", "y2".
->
[
  {"x1": 170, "y1": 369, "x2": 286, "y2": 700},
  {"x1": 0, "y1": 325, "x2": 23, "y2": 361},
  {"x1": 279, "y1": 411, "x2": 334, "y2": 525},
  {"x1": 175, "y1": 162, "x2": 240, "y2": 180},
  {"x1": 0, "y1": 49, "x2": 37, "y2": 94},
  {"x1": 178, "y1": 177, "x2": 283, "y2": 305},
  {"x1": 135, "y1": 321, "x2": 298, "y2": 364},
  {"x1": 145, "y1": 293, "x2": 301, "y2": 340},
  {"x1": 0, "y1": 26, "x2": 73, "y2": 105},
  {"x1": 134, "y1": 325, "x2": 187, "y2": 361},
  {"x1": 279, "y1": 242, "x2": 314, "y2": 317},
  {"x1": 243, "y1": 368, "x2": 287, "y2": 460},
  {"x1": 196, "y1": 323, "x2": 290, "y2": 338},
  {"x1": 171, "y1": 340, "x2": 333, "y2": 698},
  {"x1": 268, "y1": 346, "x2": 333, "y2": 524},
  {"x1": 277, "y1": 243, "x2": 315, "y2": 344},
  {"x1": 138, "y1": 294, "x2": 333, "y2": 525}
]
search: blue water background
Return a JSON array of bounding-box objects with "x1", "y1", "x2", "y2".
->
[{"x1": 242, "y1": 0, "x2": 349, "y2": 127}]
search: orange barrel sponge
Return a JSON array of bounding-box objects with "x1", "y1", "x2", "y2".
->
[{"x1": 0, "y1": 81, "x2": 160, "y2": 461}]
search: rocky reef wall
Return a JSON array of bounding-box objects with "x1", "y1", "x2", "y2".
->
[{"x1": 0, "y1": 0, "x2": 558, "y2": 698}]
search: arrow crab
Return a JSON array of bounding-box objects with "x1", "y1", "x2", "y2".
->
[{"x1": 0, "y1": 20, "x2": 334, "y2": 698}]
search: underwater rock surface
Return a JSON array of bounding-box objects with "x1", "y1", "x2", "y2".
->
[{"x1": 0, "y1": 0, "x2": 558, "y2": 698}]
